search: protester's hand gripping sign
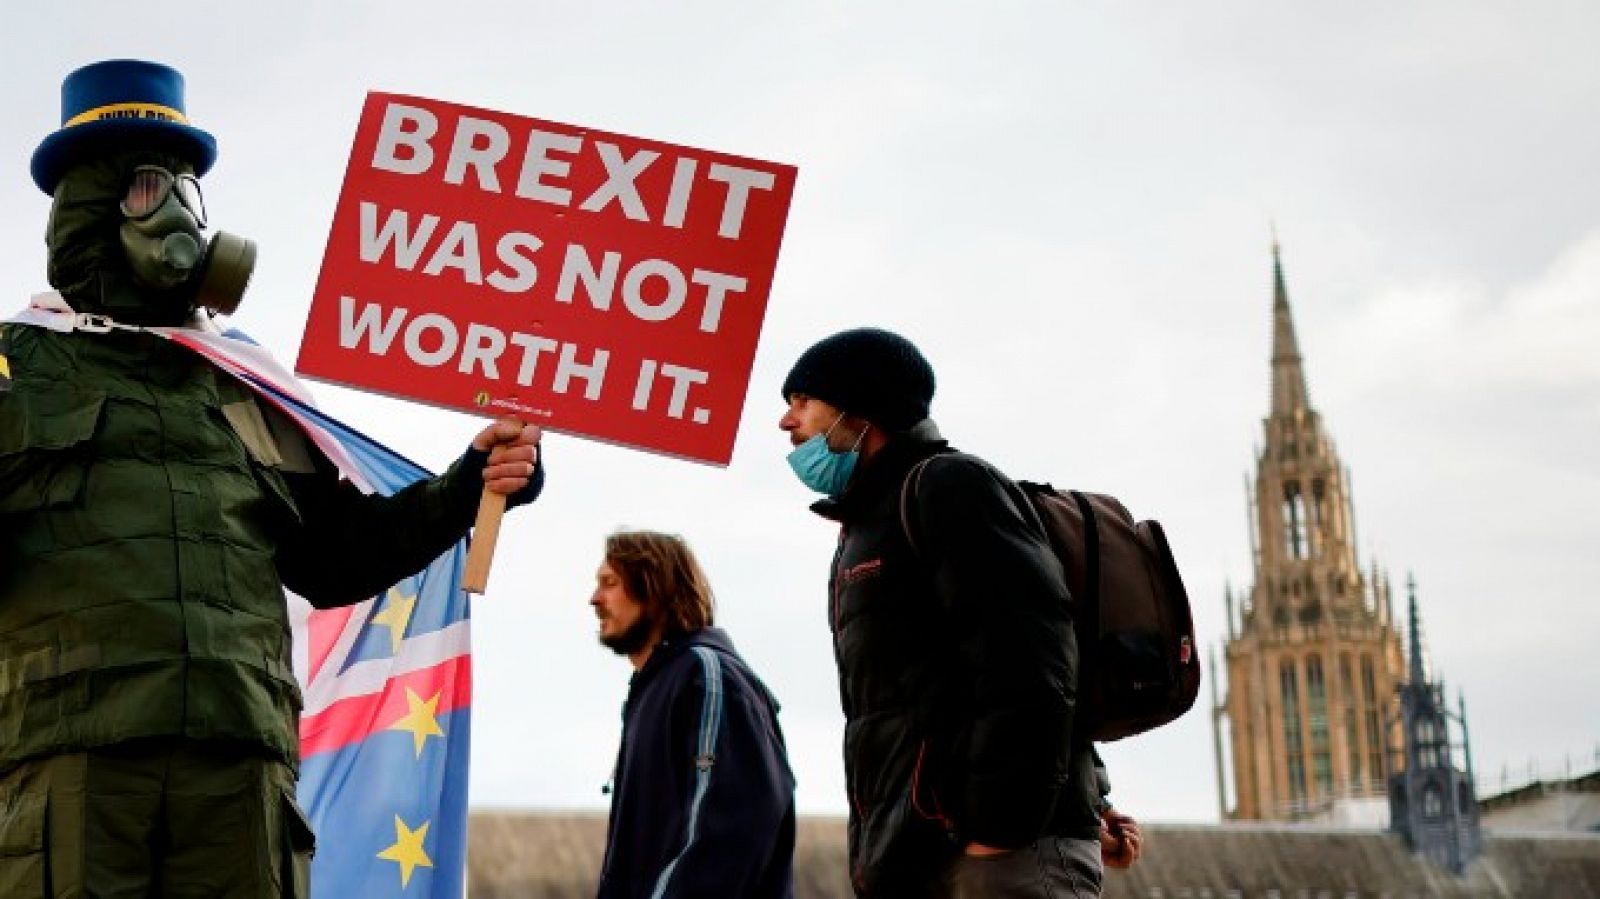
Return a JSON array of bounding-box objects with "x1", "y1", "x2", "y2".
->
[{"x1": 297, "y1": 92, "x2": 797, "y2": 466}]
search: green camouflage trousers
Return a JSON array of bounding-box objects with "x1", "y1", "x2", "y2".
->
[{"x1": 0, "y1": 739, "x2": 314, "y2": 898}]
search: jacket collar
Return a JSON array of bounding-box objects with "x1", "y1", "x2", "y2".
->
[
  {"x1": 810, "y1": 419, "x2": 949, "y2": 523},
  {"x1": 630, "y1": 626, "x2": 735, "y2": 689}
]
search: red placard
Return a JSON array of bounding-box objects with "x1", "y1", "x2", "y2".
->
[{"x1": 296, "y1": 93, "x2": 797, "y2": 465}]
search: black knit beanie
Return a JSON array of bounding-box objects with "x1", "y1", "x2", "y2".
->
[{"x1": 780, "y1": 328, "x2": 936, "y2": 431}]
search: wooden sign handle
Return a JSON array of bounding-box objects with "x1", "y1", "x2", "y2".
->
[{"x1": 462, "y1": 487, "x2": 507, "y2": 594}]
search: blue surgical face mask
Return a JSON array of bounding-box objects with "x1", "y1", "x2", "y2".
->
[{"x1": 787, "y1": 414, "x2": 868, "y2": 496}]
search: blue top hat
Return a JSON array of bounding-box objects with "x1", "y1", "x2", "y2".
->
[{"x1": 31, "y1": 59, "x2": 218, "y2": 195}]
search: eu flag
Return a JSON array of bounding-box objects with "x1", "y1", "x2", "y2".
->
[
  {"x1": 168, "y1": 324, "x2": 473, "y2": 898},
  {"x1": 288, "y1": 406, "x2": 472, "y2": 899}
]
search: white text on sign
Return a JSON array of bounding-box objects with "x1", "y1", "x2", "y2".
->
[
  {"x1": 358, "y1": 203, "x2": 748, "y2": 333},
  {"x1": 371, "y1": 103, "x2": 777, "y2": 240}
]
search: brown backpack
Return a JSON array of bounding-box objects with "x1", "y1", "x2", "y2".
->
[{"x1": 901, "y1": 457, "x2": 1200, "y2": 742}]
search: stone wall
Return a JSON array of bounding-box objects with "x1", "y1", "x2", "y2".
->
[
  {"x1": 467, "y1": 813, "x2": 853, "y2": 898},
  {"x1": 1479, "y1": 768, "x2": 1600, "y2": 833},
  {"x1": 468, "y1": 813, "x2": 1600, "y2": 898}
]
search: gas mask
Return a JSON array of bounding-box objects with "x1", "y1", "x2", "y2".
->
[{"x1": 48, "y1": 151, "x2": 255, "y2": 326}]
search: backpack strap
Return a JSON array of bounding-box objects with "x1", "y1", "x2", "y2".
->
[
  {"x1": 901, "y1": 454, "x2": 1050, "y2": 556},
  {"x1": 898, "y1": 456, "x2": 937, "y2": 557},
  {"x1": 1067, "y1": 489, "x2": 1102, "y2": 615},
  {"x1": 1066, "y1": 490, "x2": 1105, "y2": 706}
]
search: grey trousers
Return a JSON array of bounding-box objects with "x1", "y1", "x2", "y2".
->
[{"x1": 942, "y1": 836, "x2": 1104, "y2": 899}]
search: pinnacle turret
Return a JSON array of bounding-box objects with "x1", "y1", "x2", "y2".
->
[
  {"x1": 1406, "y1": 574, "x2": 1430, "y2": 686},
  {"x1": 1271, "y1": 241, "x2": 1312, "y2": 417}
]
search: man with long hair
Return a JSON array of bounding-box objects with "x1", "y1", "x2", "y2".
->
[{"x1": 591, "y1": 530, "x2": 796, "y2": 898}]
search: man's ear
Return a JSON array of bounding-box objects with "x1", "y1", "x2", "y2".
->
[
  {"x1": 841, "y1": 412, "x2": 871, "y2": 432},
  {"x1": 849, "y1": 415, "x2": 890, "y2": 459}
]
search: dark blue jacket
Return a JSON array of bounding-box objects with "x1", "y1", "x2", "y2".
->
[{"x1": 598, "y1": 627, "x2": 796, "y2": 898}]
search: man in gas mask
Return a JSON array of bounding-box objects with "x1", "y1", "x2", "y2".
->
[{"x1": 0, "y1": 59, "x2": 544, "y2": 897}]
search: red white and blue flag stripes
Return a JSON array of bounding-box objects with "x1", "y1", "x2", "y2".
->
[
  {"x1": 9, "y1": 293, "x2": 473, "y2": 897},
  {"x1": 277, "y1": 390, "x2": 472, "y2": 899}
]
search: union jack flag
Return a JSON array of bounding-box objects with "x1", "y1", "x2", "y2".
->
[{"x1": 173, "y1": 326, "x2": 473, "y2": 899}]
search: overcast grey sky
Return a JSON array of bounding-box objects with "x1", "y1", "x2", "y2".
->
[{"x1": 5, "y1": 1, "x2": 1597, "y2": 822}]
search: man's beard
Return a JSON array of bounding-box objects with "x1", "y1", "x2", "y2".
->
[{"x1": 600, "y1": 612, "x2": 657, "y2": 657}]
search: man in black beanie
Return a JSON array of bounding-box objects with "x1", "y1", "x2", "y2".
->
[{"x1": 778, "y1": 327, "x2": 1140, "y2": 898}]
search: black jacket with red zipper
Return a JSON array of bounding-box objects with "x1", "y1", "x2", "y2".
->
[{"x1": 811, "y1": 420, "x2": 1107, "y2": 897}]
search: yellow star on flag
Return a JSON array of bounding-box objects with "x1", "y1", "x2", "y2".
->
[
  {"x1": 376, "y1": 814, "x2": 433, "y2": 888},
  {"x1": 370, "y1": 587, "x2": 418, "y2": 654},
  {"x1": 389, "y1": 687, "x2": 446, "y2": 758}
]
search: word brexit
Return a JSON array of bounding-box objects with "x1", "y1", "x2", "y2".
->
[{"x1": 373, "y1": 103, "x2": 778, "y2": 241}]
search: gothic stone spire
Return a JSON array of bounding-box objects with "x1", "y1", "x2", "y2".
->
[{"x1": 1271, "y1": 240, "x2": 1312, "y2": 418}]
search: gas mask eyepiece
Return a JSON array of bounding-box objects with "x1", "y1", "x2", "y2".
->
[{"x1": 122, "y1": 166, "x2": 206, "y2": 225}]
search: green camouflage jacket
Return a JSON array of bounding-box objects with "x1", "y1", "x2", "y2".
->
[{"x1": 0, "y1": 322, "x2": 485, "y2": 771}]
